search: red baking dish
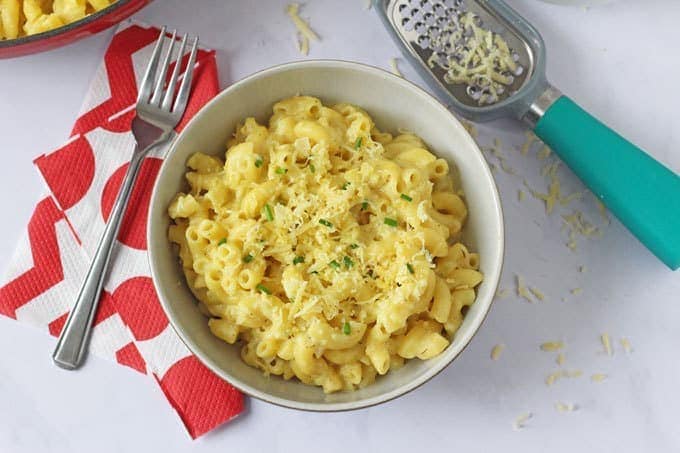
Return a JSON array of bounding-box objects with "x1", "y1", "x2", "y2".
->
[{"x1": 0, "y1": 0, "x2": 151, "y2": 59}]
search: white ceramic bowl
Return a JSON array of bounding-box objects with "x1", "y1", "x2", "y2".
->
[{"x1": 148, "y1": 60, "x2": 504, "y2": 411}]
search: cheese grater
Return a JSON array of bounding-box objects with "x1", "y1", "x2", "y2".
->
[{"x1": 375, "y1": 0, "x2": 680, "y2": 270}]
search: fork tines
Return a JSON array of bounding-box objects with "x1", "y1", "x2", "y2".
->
[{"x1": 137, "y1": 26, "x2": 199, "y2": 114}]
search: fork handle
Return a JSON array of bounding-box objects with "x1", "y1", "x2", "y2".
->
[
  {"x1": 52, "y1": 149, "x2": 148, "y2": 370},
  {"x1": 534, "y1": 96, "x2": 680, "y2": 270}
]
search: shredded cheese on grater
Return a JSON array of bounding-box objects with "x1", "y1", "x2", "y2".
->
[{"x1": 425, "y1": 12, "x2": 522, "y2": 105}]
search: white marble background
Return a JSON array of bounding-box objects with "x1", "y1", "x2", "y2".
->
[{"x1": 0, "y1": 1, "x2": 678, "y2": 452}]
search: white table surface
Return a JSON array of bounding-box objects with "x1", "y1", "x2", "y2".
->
[{"x1": 1, "y1": 1, "x2": 679, "y2": 452}]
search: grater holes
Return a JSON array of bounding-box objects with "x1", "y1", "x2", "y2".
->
[
  {"x1": 436, "y1": 15, "x2": 451, "y2": 27},
  {"x1": 423, "y1": 12, "x2": 435, "y2": 26},
  {"x1": 432, "y1": 3, "x2": 445, "y2": 16},
  {"x1": 416, "y1": 34, "x2": 431, "y2": 49},
  {"x1": 513, "y1": 65, "x2": 524, "y2": 76},
  {"x1": 402, "y1": 16, "x2": 414, "y2": 30},
  {"x1": 427, "y1": 26, "x2": 440, "y2": 39},
  {"x1": 414, "y1": 21, "x2": 427, "y2": 34},
  {"x1": 420, "y1": 0, "x2": 433, "y2": 12},
  {"x1": 409, "y1": 0, "x2": 420, "y2": 6},
  {"x1": 398, "y1": 3, "x2": 409, "y2": 13}
]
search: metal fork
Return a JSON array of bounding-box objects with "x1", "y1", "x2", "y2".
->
[{"x1": 52, "y1": 28, "x2": 199, "y2": 370}]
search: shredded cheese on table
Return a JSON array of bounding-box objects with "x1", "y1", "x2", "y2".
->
[
  {"x1": 515, "y1": 274, "x2": 533, "y2": 303},
  {"x1": 620, "y1": 337, "x2": 633, "y2": 353},
  {"x1": 540, "y1": 341, "x2": 564, "y2": 352},
  {"x1": 556, "y1": 353, "x2": 566, "y2": 366},
  {"x1": 520, "y1": 131, "x2": 535, "y2": 156},
  {"x1": 496, "y1": 288, "x2": 510, "y2": 299},
  {"x1": 513, "y1": 412, "x2": 532, "y2": 430},
  {"x1": 286, "y1": 3, "x2": 319, "y2": 55},
  {"x1": 490, "y1": 344, "x2": 505, "y2": 360},
  {"x1": 389, "y1": 58, "x2": 402, "y2": 77},
  {"x1": 555, "y1": 402, "x2": 577, "y2": 412},
  {"x1": 600, "y1": 333, "x2": 613, "y2": 356},
  {"x1": 529, "y1": 286, "x2": 545, "y2": 301},
  {"x1": 537, "y1": 145, "x2": 551, "y2": 160},
  {"x1": 591, "y1": 373, "x2": 608, "y2": 382}
]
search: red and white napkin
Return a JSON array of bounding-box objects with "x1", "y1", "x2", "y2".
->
[{"x1": 0, "y1": 22, "x2": 244, "y2": 439}]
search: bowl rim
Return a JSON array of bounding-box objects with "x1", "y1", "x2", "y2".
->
[
  {"x1": 148, "y1": 59, "x2": 505, "y2": 411},
  {"x1": 0, "y1": 0, "x2": 144, "y2": 53}
]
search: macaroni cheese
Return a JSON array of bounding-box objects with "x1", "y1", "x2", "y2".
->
[
  {"x1": 0, "y1": 0, "x2": 115, "y2": 39},
  {"x1": 168, "y1": 96, "x2": 483, "y2": 393}
]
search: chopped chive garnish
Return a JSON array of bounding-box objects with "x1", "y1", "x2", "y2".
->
[
  {"x1": 217, "y1": 238, "x2": 227, "y2": 246},
  {"x1": 293, "y1": 255, "x2": 305, "y2": 265},
  {"x1": 309, "y1": 163, "x2": 316, "y2": 173},
  {"x1": 243, "y1": 253, "x2": 254, "y2": 263},
  {"x1": 319, "y1": 219, "x2": 333, "y2": 228},
  {"x1": 264, "y1": 204, "x2": 274, "y2": 221},
  {"x1": 343, "y1": 322, "x2": 351, "y2": 335},
  {"x1": 384, "y1": 217, "x2": 398, "y2": 227},
  {"x1": 350, "y1": 243, "x2": 359, "y2": 249},
  {"x1": 361, "y1": 201, "x2": 369, "y2": 211},
  {"x1": 256, "y1": 283, "x2": 271, "y2": 295},
  {"x1": 329, "y1": 260, "x2": 341, "y2": 270},
  {"x1": 254, "y1": 156, "x2": 263, "y2": 168},
  {"x1": 275, "y1": 167, "x2": 287, "y2": 174},
  {"x1": 354, "y1": 137, "x2": 362, "y2": 149},
  {"x1": 400, "y1": 193, "x2": 413, "y2": 202},
  {"x1": 406, "y1": 263, "x2": 415, "y2": 274},
  {"x1": 343, "y1": 256, "x2": 354, "y2": 268},
  {"x1": 342, "y1": 181, "x2": 350, "y2": 190}
]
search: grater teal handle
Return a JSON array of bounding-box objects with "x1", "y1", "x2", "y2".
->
[{"x1": 534, "y1": 96, "x2": 680, "y2": 270}]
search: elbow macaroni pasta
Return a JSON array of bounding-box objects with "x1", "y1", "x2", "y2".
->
[
  {"x1": 0, "y1": 0, "x2": 115, "y2": 40},
  {"x1": 168, "y1": 96, "x2": 483, "y2": 393}
]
